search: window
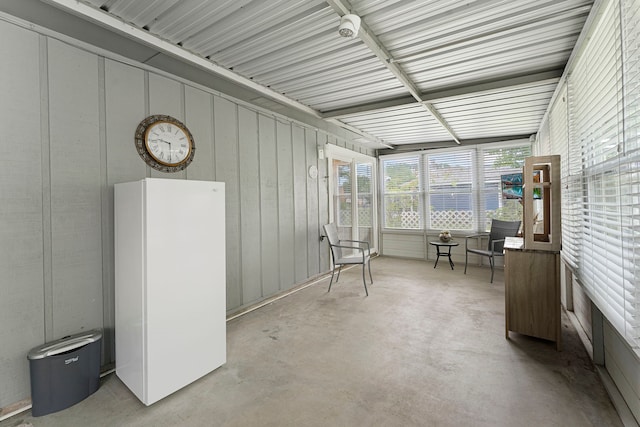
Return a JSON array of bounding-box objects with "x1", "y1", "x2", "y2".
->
[
  {"x1": 532, "y1": 0, "x2": 640, "y2": 351},
  {"x1": 381, "y1": 142, "x2": 530, "y2": 231},
  {"x1": 382, "y1": 156, "x2": 421, "y2": 229},
  {"x1": 426, "y1": 151, "x2": 473, "y2": 230},
  {"x1": 335, "y1": 160, "x2": 352, "y2": 227},
  {"x1": 567, "y1": 0, "x2": 630, "y2": 342},
  {"x1": 356, "y1": 162, "x2": 374, "y2": 243},
  {"x1": 480, "y1": 146, "x2": 531, "y2": 231},
  {"x1": 621, "y1": 0, "x2": 640, "y2": 345}
]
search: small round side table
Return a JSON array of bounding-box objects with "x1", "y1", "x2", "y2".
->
[{"x1": 429, "y1": 241, "x2": 459, "y2": 270}]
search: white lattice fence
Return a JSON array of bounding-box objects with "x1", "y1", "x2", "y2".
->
[
  {"x1": 339, "y1": 209, "x2": 351, "y2": 226},
  {"x1": 401, "y1": 211, "x2": 420, "y2": 228},
  {"x1": 339, "y1": 209, "x2": 372, "y2": 226},
  {"x1": 430, "y1": 210, "x2": 474, "y2": 229},
  {"x1": 359, "y1": 209, "x2": 371, "y2": 226}
]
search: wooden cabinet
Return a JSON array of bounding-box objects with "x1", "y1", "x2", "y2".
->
[
  {"x1": 504, "y1": 238, "x2": 561, "y2": 349},
  {"x1": 505, "y1": 155, "x2": 562, "y2": 349}
]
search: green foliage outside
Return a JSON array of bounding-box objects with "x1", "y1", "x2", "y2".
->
[{"x1": 383, "y1": 161, "x2": 420, "y2": 228}]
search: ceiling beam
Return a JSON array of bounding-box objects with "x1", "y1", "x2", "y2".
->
[
  {"x1": 39, "y1": 0, "x2": 324, "y2": 119},
  {"x1": 326, "y1": 0, "x2": 461, "y2": 144},
  {"x1": 322, "y1": 70, "x2": 564, "y2": 119},
  {"x1": 325, "y1": 118, "x2": 394, "y2": 149},
  {"x1": 375, "y1": 134, "x2": 533, "y2": 155}
]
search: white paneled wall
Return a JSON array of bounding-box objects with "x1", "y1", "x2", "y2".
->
[
  {"x1": 0, "y1": 16, "x2": 371, "y2": 409},
  {"x1": 382, "y1": 233, "x2": 426, "y2": 259},
  {"x1": 0, "y1": 20, "x2": 44, "y2": 411}
]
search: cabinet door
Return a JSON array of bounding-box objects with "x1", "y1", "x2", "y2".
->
[{"x1": 506, "y1": 250, "x2": 560, "y2": 344}]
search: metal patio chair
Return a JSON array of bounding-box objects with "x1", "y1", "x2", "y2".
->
[
  {"x1": 323, "y1": 223, "x2": 373, "y2": 296},
  {"x1": 464, "y1": 219, "x2": 521, "y2": 283}
]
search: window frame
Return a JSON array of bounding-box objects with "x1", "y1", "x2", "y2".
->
[{"x1": 380, "y1": 141, "x2": 531, "y2": 233}]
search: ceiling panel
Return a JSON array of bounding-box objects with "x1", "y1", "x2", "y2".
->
[
  {"x1": 432, "y1": 80, "x2": 559, "y2": 139},
  {"x1": 341, "y1": 104, "x2": 452, "y2": 146},
  {"x1": 41, "y1": 0, "x2": 594, "y2": 149}
]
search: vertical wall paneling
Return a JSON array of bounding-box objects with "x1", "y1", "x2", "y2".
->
[
  {"x1": 306, "y1": 129, "x2": 320, "y2": 276},
  {"x1": 48, "y1": 39, "x2": 103, "y2": 338},
  {"x1": 104, "y1": 60, "x2": 148, "y2": 181},
  {"x1": 214, "y1": 96, "x2": 242, "y2": 309},
  {"x1": 238, "y1": 106, "x2": 262, "y2": 304},
  {"x1": 97, "y1": 57, "x2": 113, "y2": 362},
  {"x1": 573, "y1": 280, "x2": 593, "y2": 342},
  {"x1": 0, "y1": 16, "x2": 372, "y2": 407},
  {"x1": 184, "y1": 86, "x2": 215, "y2": 181},
  {"x1": 292, "y1": 125, "x2": 308, "y2": 282},
  {"x1": 104, "y1": 58, "x2": 147, "y2": 364},
  {"x1": 277, "y1": 120, "x2": 295, "y2": 290},
  {"x1": 603, "y1": 319, "x2": 640, "y2": 421},
  {"x1": 148, "y1": 73, "x2": 185, "y2": 179},
  {"x1": 259, "y1": 114, "x2": 280, "y2": 296},
  {"x1": 40, "y1": 35, "x2": 53, "y2": 342},
  {"x1": 317, "y1": 133, "x2": 330, "y2": 273},
  {"x1": 0, "y1": 21, "x2": 45, "y2": 407}
]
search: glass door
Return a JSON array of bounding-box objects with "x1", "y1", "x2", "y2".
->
[
  {"x1": 329, "y1": 151, "x2": 377, "y2": 253},
  {"x1": 355, "y1": 162, "x2": 374, "y2": 246},
  {"x1": 333, "y1": 159, "x2": 353, "y2": 243}
]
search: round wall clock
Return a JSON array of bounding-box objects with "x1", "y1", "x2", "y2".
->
[{"x1": 134, "y1": 115, "x2": 195, "y2": 173}]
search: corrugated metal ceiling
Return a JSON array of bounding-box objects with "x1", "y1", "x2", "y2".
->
[{"x1": 52, "y1": 0, "x2": 593, "y2": 150}]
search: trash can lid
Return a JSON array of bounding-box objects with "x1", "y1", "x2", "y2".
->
[{"x1": 28, "y1": 329, "x2": 103, "y2": 360}]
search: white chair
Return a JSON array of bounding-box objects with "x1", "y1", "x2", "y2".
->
[{"x1": 323, "y1": 223, "x2": 373, "y2": 296}]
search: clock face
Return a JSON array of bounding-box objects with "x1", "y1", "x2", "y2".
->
[
  {"x1": 145, "y1": 121, "x2": 191, "y2": 166},
  {"x1": 134, "y1": 115, "x2": 195, "y2": 173}
]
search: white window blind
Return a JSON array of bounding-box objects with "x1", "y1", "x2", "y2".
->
[
  {"x1": 550, "y1": 84, "x2": 581, "y2": 270},
  {"x1": 569, "y1": 0, "x2": 629, "y2": 340},
  {"x1": 549, "y1": 85, "x2": 569, "y2": 166},
  {"x1": 536, "y1": 118, "x2": 551, "y2": 156},
  {"x1": 425, "y1": 150, "x2": 474, "y2": 231},
  {"x1": 621, "y1": 0, "x2": 640, "y2": 343}
]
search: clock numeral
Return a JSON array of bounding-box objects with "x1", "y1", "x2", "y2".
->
[
  {"x1": 180, "y1": 143, "x2": 187, "y2": 148},
  {"x1": 158, "y1": 125, "x2": 165, "y2": 133},
  {"x1": 179, "y1": 136, "x2": 186, "y2": 141},
  {"x1": 159, "y1": 152, "x2": 165, "y2": 159}
]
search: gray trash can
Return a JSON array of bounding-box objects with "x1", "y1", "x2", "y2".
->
[{"x1": 27, "y1": 329, "x2": 102, "y2": 417}]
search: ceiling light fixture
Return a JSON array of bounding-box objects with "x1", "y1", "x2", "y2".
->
[{"x1": 338, "y1": 14, "x2": 361, "y2": 38}]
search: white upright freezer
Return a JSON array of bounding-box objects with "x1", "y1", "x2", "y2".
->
[{"x1": 114, "y1": 178, "x2": 226, "y2": 406}]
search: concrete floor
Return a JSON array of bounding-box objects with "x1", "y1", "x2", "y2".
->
[{"x1": 2, "y1": 257, "x2": 623, "y2": 427}]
